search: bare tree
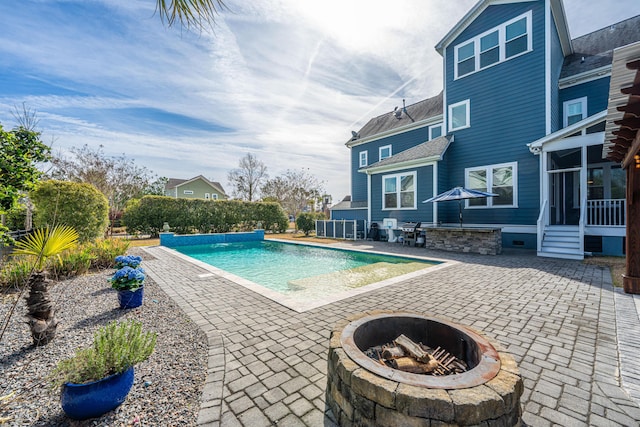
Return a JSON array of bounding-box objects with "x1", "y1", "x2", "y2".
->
[
  {"x1": 227, "y1": 153, "x2": 268, "y2": 202},
  {"x1": 48, "y1": 144, "x2": 156, "y2": 232},
  {"x1": 261, "y1": 169, "x2": 324, "y2": 217}
]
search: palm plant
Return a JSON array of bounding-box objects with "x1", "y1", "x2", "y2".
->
[
  {"x1": 13, "y1": 225, "x2": 79, "y2": 346},
  {"x1": 156, "y1": 0, "x2": 227, "y2": 29}
]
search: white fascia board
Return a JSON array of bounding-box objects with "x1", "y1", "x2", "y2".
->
[
  {"x1": 527, "y1": 110, "x2": 607, "y2": 152},
  {"x1": 360, "y1": 157, "x2": 440, "y2": 175},
  {"x1": 346, "y1": 115, "x2": 443, "y2": 148},
  {"x1": 435, "y1": 0, "x2": 534, "y2": 55},
  {"x1": 558, "y1": 66, "x2": 611, "y2": 89},
  {"x1": 550, "y1": 0, "x2": 573, "y2": 56}
]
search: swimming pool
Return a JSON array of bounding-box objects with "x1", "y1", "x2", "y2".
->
[{"x1": 170, "y1": 240, "x2": 449, "y2": 311}]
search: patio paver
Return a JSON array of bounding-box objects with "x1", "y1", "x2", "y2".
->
[{"x1": 143, "y1": 242, "x2": 640, "y2": 426}]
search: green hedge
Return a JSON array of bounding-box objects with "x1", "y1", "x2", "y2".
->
[
  {"x1": 122, "y1": 196, "x2": 288, "y2": 237},
  {"x1": 31, "y1": 180, "x2": 109, "y2": 243}
]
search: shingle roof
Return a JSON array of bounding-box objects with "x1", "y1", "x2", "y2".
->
[
  {"x1": 561, "y1": 15, "x2": 640, "y2": 78},
  {"x1": 360, "y1": 135, "x2": 452, "y2": 172},
  {"x1": 165, "y1": 175, "x2": 227, "y2": 196},
  {"x1": 348, "y1": 92, "x2": 443, "y2": 144}
]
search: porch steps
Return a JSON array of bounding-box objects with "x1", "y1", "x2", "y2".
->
[{"x1": 538, "y1": 226, "x2": 584, "y2": 260}]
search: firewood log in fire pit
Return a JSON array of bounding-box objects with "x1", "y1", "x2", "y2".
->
[{"x1": 367, "y1": 334, "x2": 468, "y2": 376}]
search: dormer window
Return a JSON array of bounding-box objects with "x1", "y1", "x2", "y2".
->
[{"x1": 454, "y1": 11, "x2": 532, "y2": 79}]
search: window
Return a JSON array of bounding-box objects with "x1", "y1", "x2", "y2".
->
[
  {"x1": 480, "y1": 30, "x2": 499, "y2": 68},
  {"x1": 212, "y1": 194, "x2": 219, "y2": 200},
  {"x1": 383, "y1": 172, "x2": 416, "y2": 210},
  {"x1": 454, "y1": 11, "x2": 532, "y2": 79},
  {"x1": 563, "y1": 97, "x2": 587, "y2": 128},
  {"x1": 204, "y1": 193, "x2": 210, "y2": 200},
  {"x1": 457, "y1": 41, "x2": 475, "y2": 76},
  {"x1": 448, "y1": 100, "x2": 470, "y2": 131},
  {"x1": 429, "y1": 123, "x2": 443, "y2": 140},
  {"x1": 465, "y1": 162, "x2": 517, "y2": 208},
  {"x1": 183, "y1": 190, "x2": 194, "y2": 195},
  {"x1": 505, "y1": 17, "x2": 528, "y2": 58},
  {"x1": 359, "y1": 150, "x2": 368, "y2": 167},
  {"x1": 379, "y1": 145, "x2": 392, "y2": 160}
]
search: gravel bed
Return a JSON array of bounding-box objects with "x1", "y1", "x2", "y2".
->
[{"x1": 0, "y1": 251, "x2": 207, "y2": 426}]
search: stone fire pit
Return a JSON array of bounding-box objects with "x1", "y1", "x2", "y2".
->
[{"x1": 326, "y1": 312, "x2": 523, "y2": 426}]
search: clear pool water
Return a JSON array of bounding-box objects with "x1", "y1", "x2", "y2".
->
[{"x1": 174, "y1": 240, "x2": 438, "y2": 297}]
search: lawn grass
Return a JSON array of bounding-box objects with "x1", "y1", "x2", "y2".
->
[
  {"x1": 584, "y1": 256, "x2": 626, "y2": 287},
  {"x1": 127, "y1": 238, "x2": 160, "y2": 247}
]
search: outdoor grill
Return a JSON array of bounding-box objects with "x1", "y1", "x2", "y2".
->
[
  {"x1": 401, "y1": 221, "x2": 420, "y2": 232},
  {"x1": 401, "y1": 222, "x2": 421, "y2": 246}
]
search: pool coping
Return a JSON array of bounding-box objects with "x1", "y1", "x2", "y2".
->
[{"x1": 154, "y1": 240, "x2": 457, "y2": 312}]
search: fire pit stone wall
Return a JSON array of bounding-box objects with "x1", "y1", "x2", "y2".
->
[{"x1": 326, "y1": 311, "x2": 523, "y2": 426}]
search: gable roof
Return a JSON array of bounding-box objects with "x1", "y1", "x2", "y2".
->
[
  {"x1": 346, "y1": 92, "x2": 443, "y2": 147},
  {"x1": 435, "y1": 0, "x2": 572, "y2": 56},
  {"x1": 165, "y1": 175, "x2": 227, "y2": 196},
  {"x1": 359, "y1": 135, "x2": 453, "y2": 174},
  {"x1": 561, "y1": 15, "x2": 640, "y2": 79}
]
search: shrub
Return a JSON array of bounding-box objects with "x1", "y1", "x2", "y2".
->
[
  {"x1": 0, "y1": 256, "x2": 33, "y2": 288},
  {"x1": 122, "y1": 196, "x2": 289, "y2": 236},
  {"x1": 88, "y1": 238, "x2": 130, "y2": 269},
  {"x1": 51, "y1": 247, "x2": 94, "y2": 279},
  {"x1": 49, "y1": 320, "x2": 157, "y2": 387},
  {"x1": 296, "y1": 212, "x2": 325, "y2": 236},
  {"x1": 31, "y1": 180, "x2": 109, "y2": 243}
]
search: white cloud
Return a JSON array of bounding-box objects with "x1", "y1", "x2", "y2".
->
[{"x1": 1, "y1": 0, "x2": 639, "y2": 201}]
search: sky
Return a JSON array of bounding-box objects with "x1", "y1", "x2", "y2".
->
[{"x1": 1, "y1": 1, "x2": 640, "y2": 202}]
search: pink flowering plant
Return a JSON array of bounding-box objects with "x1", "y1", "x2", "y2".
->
[{"x1": 109, "y1": 266, "x2": 145, "y2": 291}]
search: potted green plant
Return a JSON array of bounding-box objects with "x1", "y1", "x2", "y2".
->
[
  {"x1": 12, "y1": 225, "x2": 79, "y2": 346},
  {"x1": 109, "y1": 265, "x2": 145, "y2": 309},
  {"x1": 49, "y1": 319, "x2": 157, "y2": 420}
]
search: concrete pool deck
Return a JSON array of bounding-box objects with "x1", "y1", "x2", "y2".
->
[{"x1": 142, "y1": 241, "x2": 640, "y2": 426}]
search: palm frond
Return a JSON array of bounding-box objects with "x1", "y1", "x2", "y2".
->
[
  {"x1": 13, "y1": 225, "x2": 79, "y2": 270},
  {"x1": 156, "y1": 0, "x2": 227, "y2": 29}
]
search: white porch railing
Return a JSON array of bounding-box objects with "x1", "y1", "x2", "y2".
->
[
  {"x1": 579, "y1": 196, "x2": 586, "y2": 255},
  {"x1": 586, "y1": 199, "x2": 626, "y2": 226}
]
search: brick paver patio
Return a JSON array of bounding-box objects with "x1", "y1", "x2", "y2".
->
[{"x1": 143, "y1": 241, "x2": 640, "y2": 426}]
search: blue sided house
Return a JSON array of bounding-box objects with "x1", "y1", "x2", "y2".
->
[{"x1": 330, "y1": 0, "x2": 640, "y2": 260}]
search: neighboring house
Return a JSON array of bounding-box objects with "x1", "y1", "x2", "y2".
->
[
  {"x1": 164, "y1": 175, "x2": 228, "y2": 200},
  {"x1": 331, "y1": 0, "x2": 640, "y2": 259}
]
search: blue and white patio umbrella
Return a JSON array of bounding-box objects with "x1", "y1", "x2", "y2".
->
[{"x1": 422, "y1": 187, "x2": 498, "y2": 227}]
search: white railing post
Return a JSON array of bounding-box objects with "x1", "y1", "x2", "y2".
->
[
  {"x1": 537, "y1": 199, "x2": 547, "y2": 252},
  {"x1": 579, "y1": 197, "x2": 586, "y2": 255}
]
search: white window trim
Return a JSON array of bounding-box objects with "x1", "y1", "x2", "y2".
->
[
  {"x1": 205, "y1": 193, "x2": 210, "y2": 199},
  {"x1": 379, "y1": 145, "x2": 392, "y2": 160},
  {"x1": 429, "y1": 123, "x2": 443, "y2": 140},
  {"x1": 563, "y1": 96, "x2": 587, "y2": 128},
  {"x1": 183, "y1": 190, "x2": 194, "y2": 195},
  {"x1": 212, "y1": 194, "x2": 219, "y2": 200},
  {"x1": 448, "y1": 100, "x2": 470, "y2": 132},
  {"x1": 464, "y1": 161, "x2": 518, "y2": 208},
  {"x1": 359, "y1": 150, "x2": 368, "y2": 167},
  {"x1": 454, "y1": 11, "x2": 533, "y2": 80},
  {"x1": 382, "y1": 171, "x2": 417, "y2": 211}
]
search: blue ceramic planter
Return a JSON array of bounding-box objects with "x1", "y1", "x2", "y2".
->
[
  {"x1": 118, "y1": 286, "x2": 144, "y2": 309},
  {"x1": 61, "y1": 367, "x2": 134, "y2": 420}
]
